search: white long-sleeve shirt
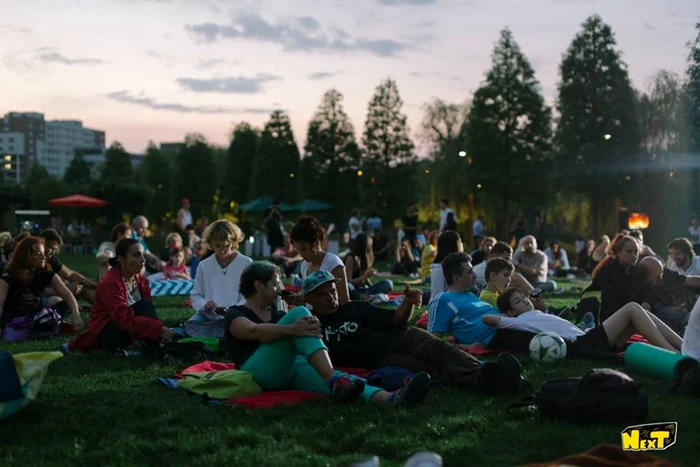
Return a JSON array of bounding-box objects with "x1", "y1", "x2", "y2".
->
[{"x1": 190, "y1": 253, "x2": 252, "y2": 312}]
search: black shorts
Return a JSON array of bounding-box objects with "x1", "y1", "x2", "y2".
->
[
  {"x1": 568, "y1": 325, "x2": 622, "y2": 358},
  {"x1": 486, "y1": 329, "x2": 537, "y2": 353}
]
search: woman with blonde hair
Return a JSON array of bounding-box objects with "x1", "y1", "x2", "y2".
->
[{"x1": 189, "y1": 220, "x2": 252, "y2": 321}]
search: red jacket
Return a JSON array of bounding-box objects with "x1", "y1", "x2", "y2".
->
[{"x1": 69, "y1": 267, "x2": 163, "y2": 352}]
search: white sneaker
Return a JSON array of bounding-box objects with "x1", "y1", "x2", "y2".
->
[{"x1": 404, "y1": 452, "x2": 443, "y2": 467}]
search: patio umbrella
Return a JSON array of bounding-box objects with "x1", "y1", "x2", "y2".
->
[
  {"x1": 292, "y1": 199, "x2": 334, "y2": 212},
  {"x1": 48, "y1": 194, "x2": 108, "y2": 208},
  {"x1": 238, "y1": 196, "x2": 294, "y2": 212}
]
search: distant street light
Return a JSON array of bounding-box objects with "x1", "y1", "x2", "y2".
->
[
  {"x1": 357, "y1": 170, "x2": 363, "y2": 176},
  {"x1": 604, "y1": 134, "x2": 612, "y2": 140},
  {"x1": 425, "y1": 169, "x2": 430, "y2": 174},
  {"x1": 458, "y1": 151, "x2": 467, "y2": 157},
  {"x1": 476, "y1": 184, "x2": 482, "y2": 189},
  {"x1": 289, "y1": 173, "x2": 295, "y2": 178}
]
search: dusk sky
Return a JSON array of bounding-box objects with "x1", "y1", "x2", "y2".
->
[{"x1": 1, "y1": 0, "x2": 698, "y2": 154}]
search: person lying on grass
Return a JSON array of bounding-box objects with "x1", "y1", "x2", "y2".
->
[
  {"x1": 225, "y1": 261, "x2": 431, "y2": 406},
  {"x1": 302, "y1": 269, "x2": 529, "y2": 393},
  {"x1": 69, "y1": 238, "x2": 174, "y2": 353},
  {"x1": 484, "y1": 288, "x2": 683, "y2": 357},
  {"x1": 0, "y1": 236, "x2": 83, "y2": 336},
  {"x1": 427, "y1": 252, "x2": 537, "y2": 353}
]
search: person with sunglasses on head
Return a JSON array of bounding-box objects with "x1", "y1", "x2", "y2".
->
[{"x1": 189, "y1": 220, "x2": 252, "y2": 321}]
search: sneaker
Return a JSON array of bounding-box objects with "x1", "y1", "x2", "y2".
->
[
  {"x1": 577, "y1": 312, "x2": 596, "y2": 331},
  {"x1": 329, "y1": 375, "x2": 365, "y2": 403},
  {"x1": 497, "y1": 353, "x2": 533, "y2": 393},
  {"x1": 390, "y1": 371, "x2": 431, "y2": 407},
  {"x1": 115, "y1": 349, "x2": 141, "y2": 357},
  {"x1": 404, "y1": 451, "x2": 443, "y2": 467}
]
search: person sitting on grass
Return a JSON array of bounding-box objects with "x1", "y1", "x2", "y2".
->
[
  {"x1": 189, "y1": 240, "x2": 209, "y2": 280},
  {"x1": 512, "y1": 235, "x2": 558, "y2": 292},
  {"x1": 226, "y1": 262, "x2": 431, "y2": 406},
  {"x1": 291, "y1": 216, "x2": 350, "y2": 305},
  {"x1": 40, "y1": 229, "x2": 99, "y2": 304},
  {"x1": 69, "y1": 238, "x2": 173, "y2": 353},
  {"x1": 486, "y1": 288, "x2": 683, "y2": 357},
  {"x1": 392, "y1": 239, "x2": 419, "y2": 278},
  {"x1": 96, "y1": 223, "x2": 133, "y2": 280},
  {"x1": 271, "y1": 234, "x2": 303, "y2": 278},
  {"x1": 190, "y1": 220, "x2": 252, "y2": 321},
  {"x1": 302, "y1": 270, "x2": 529, "y2": 393},
  {"x1": 0, "y1": 236, "x2": 83, "y2": 336},
  {"x1": 427, "y1": 252, "x2": 537, "y2": 352},
  {"x1": 470, "y1": 236, "x2": 497, "y2": 267},
  {"x1": 148, "y1": 248, "x2": 191, "y2": 282},
  {"x1": 478, "y1": 258, "x2": 514, "y2": 308},
  {"x1": 428, "y1": 230, "x2": 464, "y2": 305},
  {"x1": 345, "y1": 233, "x2": 393, "y2": 300},
  {"x1": 420, "y1": 230, "x2": 439, "y2": 283},
  {"x1": 544, "y1": 239, "x2": 570, "y2": 277}
]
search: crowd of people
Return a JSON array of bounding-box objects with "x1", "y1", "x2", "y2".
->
[{"x1": 1, "y1": 199, "x2": 700, "y2": 408}]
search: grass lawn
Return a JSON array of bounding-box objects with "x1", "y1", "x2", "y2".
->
[{"x1": 1, "y1": 254, "x2": 699, "y2": 466}]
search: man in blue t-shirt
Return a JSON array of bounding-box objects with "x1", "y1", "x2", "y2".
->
[
  {"x1": 428, "y1": 252, "x2": 536, "y2": 352},
  {"x1": 132, "y1": 216, "x2": 165, "y2": 273}
]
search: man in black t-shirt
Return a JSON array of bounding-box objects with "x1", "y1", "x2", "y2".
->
[{"x1": 301, "y1": 270, "x2": 530, "y2": 393}]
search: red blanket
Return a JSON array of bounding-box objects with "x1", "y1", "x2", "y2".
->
[{"x1": 176, "y1": 361, "x2": 372, "y2": 408}]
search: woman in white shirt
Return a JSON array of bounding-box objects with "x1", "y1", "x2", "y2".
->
[
  {"x1": 429, "y1": 231, "x2": 464, "y2": 305},
  {"x1": 189, "y1": 220, "x2": 252, "y2": 321},
  {"x1": 291, "y1": 216, "x2": 350, "y2": 305}
]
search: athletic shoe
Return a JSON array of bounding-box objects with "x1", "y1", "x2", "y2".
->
[
  {"x1": 497, "y1": 353, "x2": 533, "y2": 393},
  {"x1": 390, "y1": 372, "x2": 431, "y2": 407},
  {"x1": 577, "y1": 312, "x2": 596, "y2": 331},
  {"x1": 329, "y1": 375, "x2": 365, "y2": 403}
]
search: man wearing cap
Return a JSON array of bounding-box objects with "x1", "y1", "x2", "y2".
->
[
  {"x1": 300, "y1": 270, "x2": 529, "y2": 393},
  {"x1": 177, "y1": 198, "x2": 193, "y2": 234}
]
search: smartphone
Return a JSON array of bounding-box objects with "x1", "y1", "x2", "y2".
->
[
  {"x1": 215, "y1": 307, "x2": 227, "y2": 316},
  {"x1": 529, "y1": 288, "x2": 543, "y2": 299}
]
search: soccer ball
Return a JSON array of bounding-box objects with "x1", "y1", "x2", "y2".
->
[{"x1": 529, "y1": 331, "x2": 567, "y2": 363}]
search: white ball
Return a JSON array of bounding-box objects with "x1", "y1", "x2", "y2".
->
[{"x1": 529, "y1": 331, "x2": 567, "y2": 362}]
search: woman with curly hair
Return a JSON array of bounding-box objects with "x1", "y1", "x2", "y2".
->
[
  {"x1": 290, "y1": 216, "x2": 349, "y2": 305},
  {"x1": 189, "y1": 220, "x2": 252, "y2": 321}
]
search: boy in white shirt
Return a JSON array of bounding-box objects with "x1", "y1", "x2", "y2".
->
[{"x1": 483, "y1": 288, "x2": 683, "y2": 356}]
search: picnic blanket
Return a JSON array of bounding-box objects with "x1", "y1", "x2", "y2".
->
[
  {"x1": 150, "y1": 280, "x2": 194, "y2": 296},
  {"x1": 165, "y1": 360, "x2": 373, "y2": 408}
]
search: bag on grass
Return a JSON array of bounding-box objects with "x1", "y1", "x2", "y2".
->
[
  {"x1": 0, "y1": 351, "x2": 63, "y2": 420},
  {"x1": 2, "y1": 316, "x2": 35, "y2": 342},
  {"x1": 673, "y1": 360, "x2": 700, "y2": 397},
  {"x1": 31, "y1": 308, "x2": 62, "y2": 337},
  {"x1": 177, "y1": 370, "x2": 261, "y2": 399},
  {"x1": 509, "y1": 368, "x2": 648, "y2": 424}
]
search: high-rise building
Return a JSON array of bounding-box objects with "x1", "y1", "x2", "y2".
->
[
  {"x1": 0, "y1": 132, "x2": 24, "y2": 182},
  {"x1": 1, "y1": 112, "x2": 45, "y2": 182},
  {"x1": 1, "y1": 112, "x2": 106, "y2": 180},
  {"x1": 45, "y1": 120, "x2": 105, "y2": 177}
]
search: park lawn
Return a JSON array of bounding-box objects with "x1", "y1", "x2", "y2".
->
[{"x1": 1, "y1": 255, "x2": 699, "y2": 466}]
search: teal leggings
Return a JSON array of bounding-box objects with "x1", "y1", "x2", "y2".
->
[{"x1": 241, "y1": 306, "x2": 382, "y2": 402}]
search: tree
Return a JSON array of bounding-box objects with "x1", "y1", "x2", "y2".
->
[
  {"x1": 63, "y1": 151, "x2": 93, "y2": 188},
  {"x1": 175, "y1": 134, "x2": 218, "y2": 220},
  {"x1": 361, "y1": 78, "x2": 416, "y2": 216},
  {"x1": 249, "y1": 110, "x2": 301, "y2": 203},
  {"x1": 100, "y1": 141, "x2": 133, "y2": 184},
  {"x1": 684, "y1": 22, "x2": 700, "y2": 213},
  {"x1": 465, "y1": 28, "x2": 553, "y2": 238},
  {"x1": 420, "y1": 98, "x2": 471, "y2": 205},
  {"x1": 555, "y1": 15, "x2": 641, "y2": 236},
  {"x1": 300, "y1": 89, "x2": 361, "y2": 218},
  {"x1": 139, "y1": 141, "x2": 172, "y2": 224},
  {"x1": 27, "y1": 164, "x2": 66, "y2": 208},
  {"x1": 220, "y1": 122, "x2": 258, "y2": 207}
]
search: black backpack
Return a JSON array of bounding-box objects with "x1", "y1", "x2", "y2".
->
[
  {"x1": 510, "y1": 368, "x2": 648, "y2": 424},
  {"x1": 673, "y1": 360, "x2": 700, "y2": 397}
]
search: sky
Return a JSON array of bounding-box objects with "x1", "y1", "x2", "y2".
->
[{"x1": 1, "y1": 0, "x2": 698, "y2": 154}]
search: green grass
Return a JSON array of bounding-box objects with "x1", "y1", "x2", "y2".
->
[{"x1": 1, "y1": 255, "x2": 699, "y2": 466}]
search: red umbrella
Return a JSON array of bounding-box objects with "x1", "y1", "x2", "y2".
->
[{"x1": 48, "y1": 194, "x2": 108, "y2": 208}]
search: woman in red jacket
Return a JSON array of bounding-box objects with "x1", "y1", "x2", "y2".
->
[{"x1": 69, "y1": 238, "x2": 173, "y2": 352}]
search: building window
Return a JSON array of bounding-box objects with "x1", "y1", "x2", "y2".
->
[{"x1": 8, "y1": 137, "x2": 14, "y2": 143}]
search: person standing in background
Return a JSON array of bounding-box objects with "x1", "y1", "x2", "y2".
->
[
  {"x1": 177, "y1": 199, "x2": 193, "y2": 233},
  {"x1": 402, "y1": 205, "x2": 419, "y2": 241},
  {"x1": 689, "y1": 218, "x2": 700, "y2": 255},
  {"x1": 366, "y1": 212, "x2": 382, "y2": 235},
  {"x1": 472, "y1": 217, "x2": 484, "y2": 249},
  {"x1": 348, "y1": 209, "x2": 362, "y2": 244},
  {"x1": 439, "y1": 200, "x2": 455, "y2": 233}
]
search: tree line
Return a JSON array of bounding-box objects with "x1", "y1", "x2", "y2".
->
[{"x1": 2, "y1": 15, "x2": 700, "y2": 248}]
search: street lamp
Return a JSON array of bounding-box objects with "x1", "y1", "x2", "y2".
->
[
  {"x1": 604, "y1": 134, "x2": 612, "y2": 140},
  {"x1": 357, "y1": 170, "x2": 363, "y2": 176},
  {"x1": 458, "y1": 151, "x2": 467, "y2": 157}
]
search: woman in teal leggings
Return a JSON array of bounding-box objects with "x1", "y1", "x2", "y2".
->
[{"x1": 225, "y1": 261, "x2": 430, "y2": 405}]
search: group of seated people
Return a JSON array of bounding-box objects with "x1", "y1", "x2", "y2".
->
[{"x1": 3, "y1": 213, "x2": 700, "y2": 410}]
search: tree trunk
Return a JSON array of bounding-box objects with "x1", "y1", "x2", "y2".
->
[
  {"x1": 501, "y1": 195, "x2": 510, "y2": 241},
  {"x1": 590, "y1": 195, "x2": 600, "y2": 238}
]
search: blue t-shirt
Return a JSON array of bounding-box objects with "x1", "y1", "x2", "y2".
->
[
  {"x1": 427, "y1": 291, "x2": 500, "y2": 345},
  {"x1": 132, "y1": 231, "x2": 150, "y2": 252}
]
